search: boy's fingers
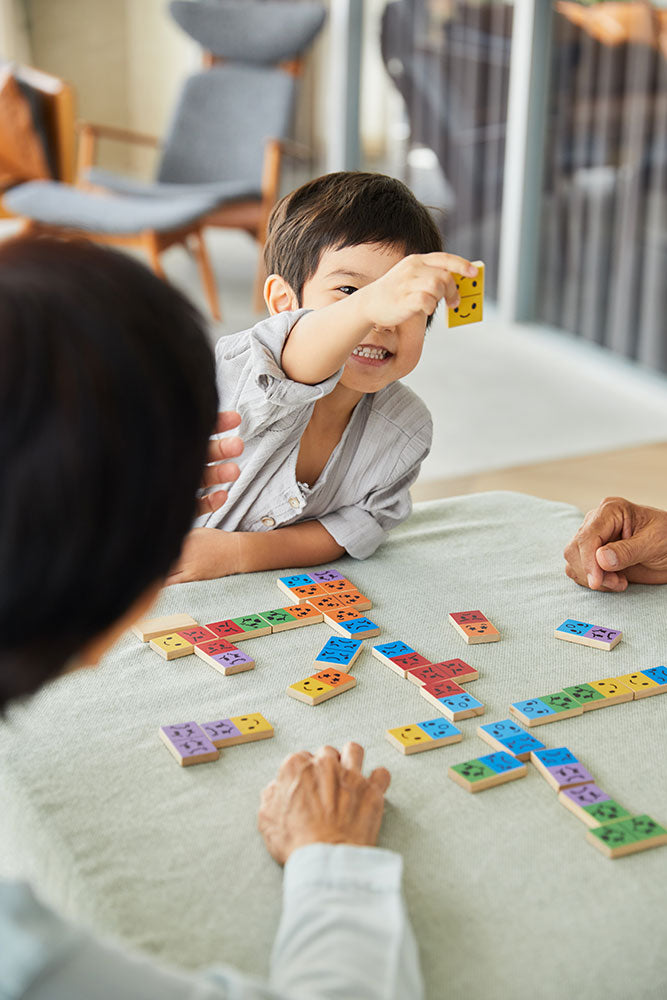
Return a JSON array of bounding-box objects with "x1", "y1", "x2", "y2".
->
[
  {"x1": 421, "y1": 252, "x2": 478, "y2": 277},
  {"x1": 214, "y1": 411, "x2": 242, "y2": 434}
]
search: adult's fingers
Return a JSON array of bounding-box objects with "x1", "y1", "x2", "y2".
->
[
  {"x1": 195, "y1": 488, "x2": 229, "y2": 516},
  {"x1": 276, "y1": 750, "x2": 313, "y2": 783},
  {"x1": 202, "y1": 460, "x2": 241, "y2": 488},
  {"x1": 368, "y1": 766, "x2": 391, "y2": 794},
  {"x1": 597, "y1": 529, "x2": 655, "y2": 573},
  {"x1": 565, "y1": 502, "x2": 625, "y2": 589},
  {"x1": 340, "y1": 742, "x2": 364, "y2": 773},
  {"x1": 207, "y1": 434, "x2": 244, "y2": 465},
  {"x1": 214, "y1": 411, "x2": 242, "y2": 434}
]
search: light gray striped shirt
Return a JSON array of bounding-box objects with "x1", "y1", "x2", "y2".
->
[{"x1": 201, "y1": 309, "x2": 432, "y2": 559}]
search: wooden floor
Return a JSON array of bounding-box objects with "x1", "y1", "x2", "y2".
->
[{"x1": 412, "y1": 441, "x2": 667, "y2": 514}]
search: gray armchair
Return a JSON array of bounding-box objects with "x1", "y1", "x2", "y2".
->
[{"x1": 3, "y1": 1, "x2": 326, "y2": 318}]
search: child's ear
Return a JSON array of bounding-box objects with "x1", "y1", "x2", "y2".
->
[{"x1": 264, "y1": 274, "x2": 299, "y2": 315}]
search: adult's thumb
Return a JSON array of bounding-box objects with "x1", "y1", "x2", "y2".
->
[{"x1": 597, "y1": 532, "x2": 652, "y2": 572}]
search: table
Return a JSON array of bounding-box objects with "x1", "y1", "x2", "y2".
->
[{"x1": 2, "y1": 492, "x2": 666, "y2": 999}]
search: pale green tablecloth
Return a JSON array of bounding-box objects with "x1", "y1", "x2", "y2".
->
[{"x1": 2, "y1": 492, "x2": 666, "y2": 999}]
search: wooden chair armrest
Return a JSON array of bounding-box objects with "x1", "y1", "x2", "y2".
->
[
  {"x1": 276, "y1": 138, "x2": 312, "y2": 161},
  {"x1": 76, "y1": 121, "x2": 160, "y2": 147}
]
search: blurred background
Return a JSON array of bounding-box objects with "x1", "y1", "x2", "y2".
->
[{"x1": 0, "y1": 0, "x2": 665, "y2": 511}]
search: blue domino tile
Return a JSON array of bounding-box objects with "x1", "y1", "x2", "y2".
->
[
  {"x1": 340, "y1": 617, "x2": 378, "y2": 634},
  {"x1": 416, "y1": 718, "x2": 461, "y2": 740},
  {"x1": 479, "y1": 720, "x2": 524, "y2": 740},
  {"x1": 315, "y1": 636, "x2": 363, "y2": 665},
  {"x1": 440, "y1": 693, "x2": 483, "y2": 712},
  {"x1": 511, "y1": 698, "x2": 557, "y2": 720},
  {"x1": 642, "y1": 666, "x2": 667, "y2": 685},
  {"x1": 279, "y1": 574, "x2": 316, "y2": 589},
  {"x1": 478, "y1": 752, "x2": 524, "y2": 774},
  {"x1": 532, "y1": 747, "x2": 578, "y2": 767},
  {"x1": 501, "y1": 733, "x2": 546, "y2": 756},
  {"x1": 374, "y1": 641, "x2": 415, "y2": 659},
  {"x1": 556, "y1": 619, "x2": 593, "y2": 636}
]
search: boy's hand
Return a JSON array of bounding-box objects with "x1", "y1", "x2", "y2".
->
[
  {"x1": 167, "y1": 527, "x2": 240, "y2": 584},
  {"x1": 196, "y1": 411, "x2": 244, "y2": 516},
  {"x1": 358, "y1": 252, "x2": 478, "y2": 329}
]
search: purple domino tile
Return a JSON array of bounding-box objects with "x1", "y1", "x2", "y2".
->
[
  {"x1": 201, "y1": 718, "x2": 243, "y2": 746},
  {"x1": 212, "y1": 649, "x2": 254, "y2": 670},
  {"x1": 159, "y1": 722, "x2": 218, "y2": 763},
  {"x1": 161, "y1": 721, "x2": 204, "y2": 742},
  {"x1": 546, "y1": 763, "x2": 595, "y2": 789},
  {"x1": 309, "y1": 569, "x2": 346, "y2": 583},
  {"x1": 560, "y1": 783, "x2": 611, "y2": 807},
  {"x1": 583, "y1": 626, "x2": 622, "y2": 645}
]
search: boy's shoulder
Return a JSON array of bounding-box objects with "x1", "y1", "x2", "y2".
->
[
  {"x1": 369, "y1": 380, "x2": 432, "y2": 439},
  {"x1": 215, "y1": 309, "x2": 308, "y2": 366}
]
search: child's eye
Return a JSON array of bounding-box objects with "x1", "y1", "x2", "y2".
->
[{"x1": 337, "y1": 285, "x2": 358, "y2": 296}]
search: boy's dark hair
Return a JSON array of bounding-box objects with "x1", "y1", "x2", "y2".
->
[
  {"x1": 0, "y1": 236, "x2": 218, "y2": 711},
  {"x1": 264, "y1": 171, "x2": 443, "y2": 303}
]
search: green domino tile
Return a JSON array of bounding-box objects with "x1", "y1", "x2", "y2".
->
[
  {"x1": 625, "y1": 815, "x2": 667, "y2": 840},
  {"x1": 584, "y1": 800, "x2": 632, "y2": 825},
  {"x1": 589, "y1": 820, "x2": 639, "y2": 849},
  {"x1": 256, "y1": 609, "x2": 298, "y2": 625},
  {"x1": 588, "y1": 815, "x2": 667, "y2": 857},
  {"x1": 538, "y1": 692, "x2": 581, "y2": 713},
  {"x1": 450, "y1": 759, "x2": 496, "y2": 783},
  {"x1": 563, "y1": 683, "x2": 607, "y2": 706}
]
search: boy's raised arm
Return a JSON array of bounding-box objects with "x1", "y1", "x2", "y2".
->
[{"x1": 280, "y1": 253, "x2": 477, "y2": 386}]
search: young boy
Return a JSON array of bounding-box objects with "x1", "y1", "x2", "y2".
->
[{"x1": 169, "y1": 171, "x2": 478, "y2": 583}]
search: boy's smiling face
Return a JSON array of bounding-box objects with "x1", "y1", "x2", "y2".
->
[{"x1": 299, "y1": 242, "x2": 428, "y2": 394}]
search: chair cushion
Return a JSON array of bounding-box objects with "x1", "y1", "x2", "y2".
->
[
  {"x1": 169, "y1": 1, "x2": 326, "y2": 63},
  {"x1": 85, "y1": 168, "x2": 260, "y2": 203},
  {"x1": 3, "y1": 181, "x2": 221, "y2": 234}
]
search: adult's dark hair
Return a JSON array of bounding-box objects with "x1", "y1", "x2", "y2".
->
[
  {"x1": 264, "y1": 171, "x2": 443, "y2": 319},
  {"x1": 0, "y1": 236, "x2": 217, "y2": 711}
]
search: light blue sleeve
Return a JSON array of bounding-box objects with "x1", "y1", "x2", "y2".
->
[
  {"x1": 1, "y1": 848, "x2": 423, "y2": 1000},
  {"x1": 269, "y1": 844, "x2": 424, "y2": 1000}
]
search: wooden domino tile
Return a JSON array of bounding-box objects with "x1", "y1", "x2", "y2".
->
[
  {"x1": 200, "y1": 713, "x2": 274, "y2": 747},
  {"x1": 447, "y1": 260, "x2": 484, "y2": 328},
  {"x1": 329, "y1": 615, "x2": 380, "y2": 640},
  {"x1": 448, "y1": 610, "x2": 500, "y2": 645},
  {"x1": 586, "y1": 815, "x2": 667, "y2": 858},
  {"x1": 308, "y1": 568, "x2": 348, "y2": 583},
  {"x1": 529, "y1": 747, "x2": 595, "y2": 791},
  {"x1": 287, "y1": 669, "x2": 356, "y2": 705},
  {"x1": 586, "y1": 678, "x2": 634, "y2": 706},
  {"x1": 194, "y1": 640, "x2": 255, "y2": 676},
  {"x1": 205, "y1": 619, "x2": 246, "y2": 640},
  {"x1": 639, "y1": 665, "x2": 667, "y2": 693},
  {"x1": 448, "y1": 751, "x2": 526, "y2": 793},
  {"x1": 133, "y1": 613, "x2": 198, "y2": 642},
  {"x1": 305, "y1": 594, "x2": 344, "y2": 612},
  {"x1": 322, "y1": 605, "x2": 365, "y2": 626},
  {"x1": 159, "y1": 722, "x2": 219, "y2": 766},
  {"x1": 386, "y1": 718, "x2": 462, "y2": 755},
  {"x1": 558, "y1": 784, "x2": 632, "y2": 828},
  {"x1": 406, "y1": 659, "x2": 478, "y2": 687},
  {"x1": 318, "y1": 578, "x2": 355, "y2": 594},
  {"x1": 335, "y1": 589, "x2": 372, "y2": 611},
  {"x1": 562, "y1": 683, "x2": 610, "y2": 711},
  {"x1": 477, "y1": 719, "x2": 546, "y2": 761},
  {"x1": 149, "y1": 632, "x2": 195, "y2": 660},
  {"x1": 421, "y1": 686, "x2": 485, "y2": 721},
  {"x1": 314, "y1": 635, "x2": 363, "y2": 668},
  {"x1": 554, "y1": 619, "x2": 622, "y2": 651},
  {"x1": 276, "y1": 573, "x2": 318, "y2": 597},
  {"x1": 371, "y1": 642, "x2": 427, "y2": 677},
  {"x1": 255, "y1": 607, "x2": 320, "y2": 632},
  {"x1": 509, "y1": 692, "x2": 583, "y2": 727},
  {"x1": 614, "y1": 670, "x2": 666, "y2": 699},
  {"x1": 229, "y1": 615, "x2": 272, "y2": 640}
]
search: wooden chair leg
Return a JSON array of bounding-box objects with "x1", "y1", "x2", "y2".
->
[
  {"x1": 191, "y1": 228, "x2": 222, "y2": 321},
  {"x1": 143, "y1": 232, "x2": 166, "y2": 280},
  {"x1": 252, "y1": 250, "x2": 267, "y2": 314}
]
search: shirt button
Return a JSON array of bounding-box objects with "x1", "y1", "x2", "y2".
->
[
  {"x1": 261, "y1": 516, "x2": 276, "y2": 527},
  {"x1": 288, "y1": 497, "x2": 301, "y2": 509}
]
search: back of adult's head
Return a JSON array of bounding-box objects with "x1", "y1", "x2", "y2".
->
[{"x1": 0, "y1": 235, "x2": 217, "y2": 711}]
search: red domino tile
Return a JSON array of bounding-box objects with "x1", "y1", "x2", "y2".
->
[
  {"x1": 195, "y1": 637, "x2": 240, "y2": 657},
  {"x1": 431, "y1": 659, "x2": 478, "y2": 680},
  {"x1": 205, "y1": 619, "x2": 245, "y2": 638},
  {"x1": 422, "y1": 679, "x2": 467, "y2": 699},
  {"x1": 175, "y1": 626, "x2": 219, "y2": 645},
  {"x1": 406, "y1": 663, "x2": 455, "y2": 686},
  {"x1": 449, "y1": 611, "x2": 489, "y2": 625},
  {"x1": 391, "y1": 652, "x2": 432, "y2": 671}
]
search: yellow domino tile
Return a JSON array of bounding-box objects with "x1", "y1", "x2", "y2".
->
[
  {"x1": 588, "y1": 678, "x2": 634, "y2": 703},
  {"x1": 386, "y1": 725, "x2": 434, "y2": 750},
  {"x1": 289, "y1": 678, "x2": 334, "y2": 698},
  {"x1": 448, "y1": 261, "x2": 484, "y2": 328},
  {"x1": 230, "y1": 713, "x2": 274, "y2": 736},
  {"x1": 149, "y1": 633, "x2": 194, "y2": 659},
  {"x1": 615, "y1": 672, "x2": 660, "y2": 698}
]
